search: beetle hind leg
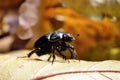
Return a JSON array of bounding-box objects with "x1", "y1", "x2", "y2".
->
[
  {"x1": 27, "y1": 50, "x2": 35, "y2": 57},
  {"x1": 28, "y1": 48, "x2": 41, "y2": 57}
]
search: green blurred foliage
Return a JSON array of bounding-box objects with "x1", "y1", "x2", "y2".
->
[{"x1": 63, "y1": 0, "x2": 120, "y2": 18}]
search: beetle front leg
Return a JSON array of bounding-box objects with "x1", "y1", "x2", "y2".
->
[
  {"x1": 67, "y1": 44, "x2": 77, "y2": 59},
  {"x1": 56, "y1": 48, "x2": 67, "y2": 60}
]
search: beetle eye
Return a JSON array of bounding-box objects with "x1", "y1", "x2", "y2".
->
[
  {"x1": 63, "y1": 34, "x2": 68, "y2": 38},
  {"x1": 62, "y1": 34, "x2": 72, "y2": 42}
]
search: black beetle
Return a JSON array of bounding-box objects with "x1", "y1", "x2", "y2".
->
[{"x1": 27, "y1": 31, "x2": 77, "y2": 63}]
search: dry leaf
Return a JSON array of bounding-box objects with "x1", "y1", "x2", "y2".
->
[
  {"x1": 0, "y1": 50, "x2": 120, "y2": 80},
  {"x1": 18, "y1": 0, "x2": 40, "y2": 40},
  {"x1": 0, "y1": 36, "x2": 14, "y2": 52}
]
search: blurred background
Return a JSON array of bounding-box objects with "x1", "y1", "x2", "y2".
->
[{"x1": 0, "y1": 0, "x2": 120, "y2": 60}]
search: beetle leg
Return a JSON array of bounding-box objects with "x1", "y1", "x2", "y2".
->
[
  {"x1": 56, "y1": 48, "x2": 67, "y2": 60},
  {"x1": 68, "y1": 48, "x2": 77, "y2": 59},
  {"x1": 52, "y1": 53, "x2": 55, "y2": 64},
  {"x1": 48, "y1": 46, "x2": 56, "y2": 63},
  {"x1": 67, "y1": 44, "x2": 77, "y2": 59},
  {"x1": 27, "y1": 50, "x2": 36, "y2": 57},
  {"x1": 27, "y1": 48, "x2": 41, "y2": 57},
  {"x1": 52, "y1": 46, "x2": 56, "y2": 63},
  {"x1": 47, "y1": 55, "x2": 52, "y2": 61}
]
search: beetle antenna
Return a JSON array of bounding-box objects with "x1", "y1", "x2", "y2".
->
[
  {"x1": 17, "y1": 55, "x2": 27, "y2": 58},
  {"x1": 76, "y1": 34, "x2": 80, "y2": 37},
  {"x1": 75, "y1": 34, "x2": 80, "y2": 38}
]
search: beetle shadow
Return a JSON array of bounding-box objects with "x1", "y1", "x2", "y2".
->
[
  {"x1": 17, "y1": 56, "x2": 68, "y2": 63},
  {"x1": 17, "y1": 56, "x2": 42, "y2": 61},
  {"x1": 29, "y1": 58, "x2": 70, "y2": 64},
  {"x1": 32, "y1": 58, "x2": 69, "y2": 63}
]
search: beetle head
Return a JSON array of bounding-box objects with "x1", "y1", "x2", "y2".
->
[{"x1": 62, "y1": 33, "x2": 75, "y2": 42}]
